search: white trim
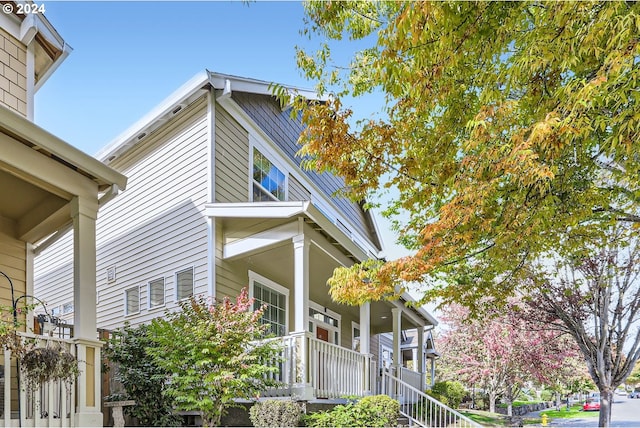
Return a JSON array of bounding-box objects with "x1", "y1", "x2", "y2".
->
[
  {"x1": 124, "y1": 285, "x2": 140, "y2": 316},
  {"x1": 248, "y1": 270, "x2": 289, "y2": 335},
  {"x1": 207, "y1": 87, "x2": 216, "y2": 299},
  {"x1": 175, "y1": 266, "x2": 195, "y2": 302},
  {"x1": 308, "y1": 300, "x2": 341, "y2": 345},
  {"x1": 223, "y1": 221, "x2": 298, "y2": 260},
  {"x1": 148, "y1": 277, "x2": 166, "y2": 309},
  {"x1": 248, "y1": 270, "x2": 289, "y2": 297}
]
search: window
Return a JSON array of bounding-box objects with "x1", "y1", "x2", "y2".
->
[
  {"x1": 252, "y1": 148, "x2": 286, "y2": 201},
  {"x1": 149, "y1": 278, "x2": 165, "y2": 308},
  {"x1": 176, "y1": 268, "x2": 194, "y2": 300},
  {"x1": 62, "y1": 302, "x2": 74, "y2": 314},
  {"x1": 352, "y1": 322, "x2": 361, "y2": 351},
  {"x1": 125, "y1": 286, "x2": 140, "y2": 315},
  {"x1": 249, "y1": 271, "x2": 288, "y2": 337}
]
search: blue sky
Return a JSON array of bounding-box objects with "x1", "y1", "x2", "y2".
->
[{"x1": 34, "y1": 1, "x2": 412, "y2": 264}]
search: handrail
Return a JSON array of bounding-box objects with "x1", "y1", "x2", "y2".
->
[{"x1": 382, "y1": 371, "x2": 481, "y2": 428}]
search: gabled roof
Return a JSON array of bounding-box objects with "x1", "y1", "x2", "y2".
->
[{"x1": 96, "y1": 70, "x2": 320, "y2": 164}]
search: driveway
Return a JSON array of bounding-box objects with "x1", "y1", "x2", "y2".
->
[{"x1": 541, "y1": 396, "x2": 640, "y2": 427}]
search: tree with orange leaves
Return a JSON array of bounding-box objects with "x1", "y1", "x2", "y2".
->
[{"x1": 288, "y1": 1, "x2": 640, "y2": 312}]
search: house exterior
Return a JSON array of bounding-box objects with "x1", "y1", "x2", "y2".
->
[
  {"x1": 34, "y1": 70, "x2": 438, "y2": 401},
  {"x1": 0, "y1": 5, "x2": 127, "y2": 427}
]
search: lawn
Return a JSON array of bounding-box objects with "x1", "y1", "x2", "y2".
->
[
  {"x1": 460, "y1": 409, "x2": 541, "y2": 427},
  {"x1": 540, "y1": 405, "x2": 600, "y2": 419}
]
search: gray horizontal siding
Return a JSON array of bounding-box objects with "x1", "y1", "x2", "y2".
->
[{"x1": 215, "y1": 103, "x2": 249, "y2": 203}]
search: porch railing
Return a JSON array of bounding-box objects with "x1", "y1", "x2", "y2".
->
[
  {"x1": 1, "y1": 332, "x2": 76, "y2": 427},
  {"x1": 382, "y1": 371, "x2": 480, "y2": 428},
  {"x1": 399, "y1": 366, "x2": 425, "y2": 391},
  {"x1": 261, "y1": 332, "x2": 373, "y2": 400}
]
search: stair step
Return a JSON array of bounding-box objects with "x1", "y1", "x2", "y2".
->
[{"x1": 397, "y1": 416, "x2": 410, "y2": 427}]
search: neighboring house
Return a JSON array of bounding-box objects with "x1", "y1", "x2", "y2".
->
[
  {"x1": 34, "y1": 70, "x2": 438, "y2": 400},
  {"x1": 0, "y1": 5, "x2": 127, "y2": 427}
]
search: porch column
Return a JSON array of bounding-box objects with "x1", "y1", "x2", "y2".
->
[
  {"x1": 70, "y1": 197, "x2": 103, "y2": 427},
  {"x1": 430, "y1": 357, "x2": 436, "y2": 387},
  {"x1": 360, "y1": 302, "x2": 371, "y2": 394},
  {"x1": 292, "y1": 234, "x2": 313, "y2": 400},
  {"x1": 391, "y1": 307, "x2": 402, "y2": 376},
  {"x1": 417, "y1": 327, "x2": 425, "y2": 390}
]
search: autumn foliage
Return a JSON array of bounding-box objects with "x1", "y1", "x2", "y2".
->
[{"x1": 292, "y1": 1, "x2": 640, "y2": 308}]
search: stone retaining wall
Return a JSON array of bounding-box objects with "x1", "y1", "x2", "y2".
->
[{"x1": 495, "y1": 401, "x2": 554, "y2": 416}]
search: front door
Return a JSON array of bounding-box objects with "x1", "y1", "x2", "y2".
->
[{"x1": 316, "y1": 326, "x2": 329, "y2": 342}]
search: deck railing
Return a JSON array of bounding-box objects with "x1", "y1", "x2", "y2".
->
[
  {"x1": 399, "y1": 366, "x2": 425, "y2": 391},
  {"x1": 1, "y1": 332, "x2": 76, "y2": 427},
  {"x1": 382, "y1": 371, "x2": 480, "y2": 428}
]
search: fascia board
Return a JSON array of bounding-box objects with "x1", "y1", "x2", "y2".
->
[
  {"x1": 0, "y1": 106, "x2": 127, "y2": 191},
  {"x1": 204, "y1": 201, "x2": 369, "y2": 262},
  {"x1": 207, "y1": 70, "x2": 322, "y2": 101},
  {"x1": 96, "y1": 70, "x2": 210, "y2": 162},
  {"x1": 204, "y1": 201, "x2": 309, "y2": 218}
]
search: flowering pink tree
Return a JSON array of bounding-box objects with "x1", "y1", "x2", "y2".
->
[
  {"x1": 147, "y1": 288, "x2": 282, "y2": 427},
  {"x1": 439, "y1": 301, "x2": 577, "y2": 415}
]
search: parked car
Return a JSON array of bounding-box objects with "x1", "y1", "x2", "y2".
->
[{"x1": 583, "y1": 395, "x2": 601, "y2": 411}]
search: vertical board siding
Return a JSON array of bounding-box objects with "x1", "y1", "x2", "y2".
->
[
  {"x1": 34, "y1": 96, "x2": 211, "y2": 330},
  {"x1": 231, "y1": 92, "x2": 380, "y2": 250}
]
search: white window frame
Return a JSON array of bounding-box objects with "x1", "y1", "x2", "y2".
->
[
  {"x1": 249, "y1": 137, "x2": 288, "y2": 202},
  {"x1": 248, "y1": 270, "x2": 289, "y2": 336},
  {"x1": 175, "y1": 267, "x2": 194, "y2": 301},
  {"x1": 148, "y1": 277, "x2": 166, "y2": 309},
  {"x1": 308, "y1": 301, "x2": 341, "y2": 345},
  {"x1": 124, "y1": 286, "x2": 140, "y2": 316}
]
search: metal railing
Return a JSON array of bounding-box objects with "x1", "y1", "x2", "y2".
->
[{"x1": 382, "y1": 371, "x2": 481, "y2": 428}]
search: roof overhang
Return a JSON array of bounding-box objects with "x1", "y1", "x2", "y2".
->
[
  {"x1": 0, "y1": 105, "x2": 127, "y2": 192},
  {"x1": 96, "y1": 69, "x2": 323, "y2": 165},
  {"x1": 205, "y1": 201, "x2": 369, "y2": 263}
]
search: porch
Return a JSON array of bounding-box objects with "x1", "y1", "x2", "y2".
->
[
  {"x1": 208, "y1": 202, "x2": 439, "y2": 401},
  {"x1": 259, "y1": 331, "x2": 432, "y2": 401},
  {"x1": 0, "y1": 332, "x2": 82, "y2": 427}
]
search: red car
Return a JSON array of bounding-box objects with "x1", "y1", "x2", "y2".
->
[{"x1": 583, "y1": 396, "x2": 601, "y2": 411}]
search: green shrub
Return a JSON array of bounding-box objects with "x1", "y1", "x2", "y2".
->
[
  {"x1": 430, "y1": 381, "x2": 466, "y2": 409},
  {"x1": 249, "y1": 400, "x2": 303, "y2": 428},
  {"x1": 305, "y1": 395, "x2": 399, "y2": 427}
]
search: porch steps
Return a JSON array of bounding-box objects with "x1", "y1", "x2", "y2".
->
[{"x1": 382, "y1": 371, "x2": 481, "y2": 428}]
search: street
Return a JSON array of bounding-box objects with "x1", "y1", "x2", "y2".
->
[{"x1": 546, "y1": 396, "x2": 640, "y2": 427}]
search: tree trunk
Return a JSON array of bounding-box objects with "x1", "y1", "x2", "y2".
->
[
  {"x1": 598, "y1": 389, "x2": 613, "y2": 428},
  {"x1": 506, "y1": 384, "x2": 513, "y2": 416},
  {"x1": 489, "y1": 391, "x2": 497, "y2": 413}
]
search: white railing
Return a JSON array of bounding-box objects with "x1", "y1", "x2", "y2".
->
[
  {"x1": 400, "y1": 366, "x2": 425, "y2": 391},
  {"x1": 382, "y1": 371, "x2": 481, "y2": 428},
  {"x1": 0, "y1": 332, "x2": 77, "y2": 427},
  {"x1": 261, "y1": 332, "x2": 372, "y2": 400}
]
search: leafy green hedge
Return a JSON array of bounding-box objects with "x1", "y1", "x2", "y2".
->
[{"x1": 305, "y1": 395, "x2": 400, "y2": 427}]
